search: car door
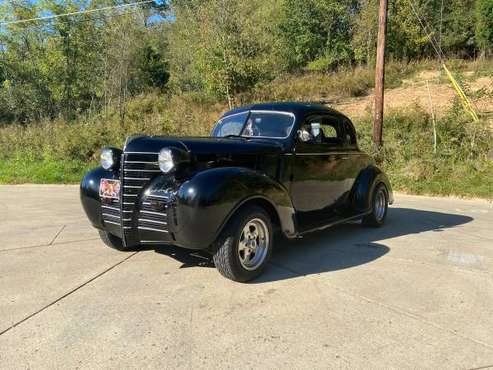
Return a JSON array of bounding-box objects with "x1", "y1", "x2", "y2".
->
[{"x1": 289, "y1": 113, "x2": 353, "y2": 231}]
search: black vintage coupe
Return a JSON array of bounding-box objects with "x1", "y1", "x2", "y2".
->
[{"x1": 81, "y1": 102, "x2": 393, "y2": 282}]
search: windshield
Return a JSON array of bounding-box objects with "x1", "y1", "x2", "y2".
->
[{"x1": 211, "y1": 111, "x2": 295, "y2": 139}]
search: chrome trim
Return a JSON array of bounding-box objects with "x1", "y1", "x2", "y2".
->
[
  {"x1": 101, "y1": 205, "x2": 119, "y2": 211},
  {"x1": 123, "y1": 202, "x2": 134, "y2": 205},
  {"x1": 123, "y1": 194, "x2": 138, "y2": 197},
  {"x1": 218, "y1": 110, "x2": 249, "y2": 119},
  {"x1": 147, "y1": 194, "x2": 170, "y2": 200},
  {"x1": 124, "y1": 177, "x2": 150, "y2": 181},
  {"x1": 123, "y1": 210, "x2": 133, "y2": 213},
  {"x1": 213, "y1": 110, "x2": 296, "y2": 139},
  {"x1": 143, "y1": 202, "x2": 151, "y2": 206},
  {"x1": 140, "y1": 240, "x2": 165, "y2": 244},
  {"x1": 125, "y1": 185, "x2": 143, "y2": 189},
  {"x1": 140, "y1": 210, "x2": 167, "y2": 216},
  {"x1": 104, "y1": 220, "x2": 120, "y2": 226},
  {"x1": 125, "y1": 161, "x2": 159, "y2": 164},
  {"x1": 124, "y1": 169, "x2": 161, "y2": 172},
  {"x1": 139, "y1": 218, "x2": 167, "y2": 225},
  {"x1": 300, "y1": 212, "x2": 371, "y2": 235},
  {"x1": 102, "y1": 213, "x2": 120, "y2": 219},
  {"x1": 123, "y1": 218, "x2": 132, "y2": 222},
  {"x1": 124, "y1": 151, "x2": 160, "y2": 155},
  {"x1": 138, "y1": 226, "x2": 169, "y2": 233}
]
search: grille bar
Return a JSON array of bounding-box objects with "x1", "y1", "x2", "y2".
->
[
  {"x1": 138, "y1": 226, "x2": 169, "y2": 233},
  {"x1": 121, "y1": 152, "x2": 171, "y2": 245},
  {"x1": 101, "y1": 198, "x2": 121, "y2": 227}
]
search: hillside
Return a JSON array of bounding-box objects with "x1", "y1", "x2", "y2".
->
[
  {"x1": 0, "y1": 60, "x2": 492, "y2": 198},
  {"x1": 335, "y1": 71, "x2": 493, "y2": 122}
]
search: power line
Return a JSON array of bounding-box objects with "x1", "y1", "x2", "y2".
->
[
  {"x1": 0, "y1": 0, "x2": 155, "y2": 26},
  {"x1": 409, "y1": 0, "x2": 479, "y2": 122},
  {"x1": 10, "y1": 8, "x2": 149, "y2": 38},
  {"x1": 409, "y1": 0, "x2": 444, "y2": 61}
]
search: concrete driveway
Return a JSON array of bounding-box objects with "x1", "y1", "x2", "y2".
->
[{"x1": 0, "y1": 185, "x2": 492, "y2": 369}]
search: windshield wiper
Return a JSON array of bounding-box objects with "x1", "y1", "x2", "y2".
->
[{"x1": 223, "y1": 134, "x2": 245, "y2": 139}]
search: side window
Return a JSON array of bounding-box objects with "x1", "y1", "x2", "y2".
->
[
  {"x1": 321, "y1": 125, "x2": 337, "y2": 139},
  {"x1": 298, "y1": 114, "x2": 344, "y2": 146}
]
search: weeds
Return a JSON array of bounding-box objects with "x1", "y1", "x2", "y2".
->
[{"x1": 0, "y1": 61, "x2": 492, "y2": 198}]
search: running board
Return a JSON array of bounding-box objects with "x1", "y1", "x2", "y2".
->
[{"x1": 297, "y1": 211, "x2": 371, "y2": 237}]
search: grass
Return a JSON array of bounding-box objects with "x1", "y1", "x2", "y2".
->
[
  {"x1": 354, "y1": 105, "x2": 493, "y2": 199},
  {"x1": 0, "y1": 59, "x2": 492, "y2": 199},
  {"x1": 0, "y1": 158, "x2": 96, "y2": 184}
]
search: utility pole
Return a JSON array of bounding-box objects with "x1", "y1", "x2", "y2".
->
[{"x1": 373, "y1": 0, "x2": 388, "y2": 148}]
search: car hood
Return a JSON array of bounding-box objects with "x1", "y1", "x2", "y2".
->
[{"x1": 124, "y1": 135, "x2": 284, "y2": 156}]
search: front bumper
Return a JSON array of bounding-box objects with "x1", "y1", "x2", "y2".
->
[
  {"x1": 80, "y1": 151, "x2": 229, "y2": 251},
  {"x1": 80, "y1": 164, "x2": 185, "y2": 249}
]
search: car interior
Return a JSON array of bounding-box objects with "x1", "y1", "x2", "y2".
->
[{"x1": 299, "y1": 115, "x2": 345, "y2": 146}]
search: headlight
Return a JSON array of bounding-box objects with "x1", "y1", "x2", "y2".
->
[
  {"x1": 158, "y1": 148, "x2": 175, "y2": 173},
  {"x1": 100, "y1": 147, "x2": 121, "y2": 170}
]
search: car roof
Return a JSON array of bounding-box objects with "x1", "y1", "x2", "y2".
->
[{"x1": 223, "y1": 102, "x2": 350, "y2": 121}]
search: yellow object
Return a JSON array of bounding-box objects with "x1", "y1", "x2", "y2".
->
[{"x1": 442, "y1": 63, "x2": 479, "y2": 122}]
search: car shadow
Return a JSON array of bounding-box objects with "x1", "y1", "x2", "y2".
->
[{"x1": 147, "y1": 207, "x2": 473, "y2": 282}]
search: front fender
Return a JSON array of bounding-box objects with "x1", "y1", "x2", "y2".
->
[
  {"x1": 172, "y1": 167, "x2": 296, "y2": 249},
  {"x1": 350, "y1": 165, "x2": 394, "y2": 213},
  {"x1": 80, "y1": 167, "x2": 119, "y2": 230}
]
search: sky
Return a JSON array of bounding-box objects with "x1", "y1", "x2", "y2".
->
[{"x1": 0, "y1": 1, "x2": 170, "y2": 27}]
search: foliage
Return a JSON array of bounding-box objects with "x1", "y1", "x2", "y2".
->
[
  {"x1": 0, "y1": 1, "x2": 492, "y2": 198},
  {"x1": 276, "y1": 0, "x2": 355, "y2": 71},
  {"x1": 169, "y1": 0, "x2": 282, "y2": 105},
  {"x1": 475, "y1": 0, "x2": 493, "y2": 56},
  {"x1": 354, "y1": 106, "x2": 493, "y2": 198},
  {"x1": 0, "y1": 0, "x2": 169, "y2": 123},
  {"x1": 1, "y1": 0, "x2": 493, "y2": 116},
  {"x1": 1, "y1": 61, "x2": 492, "y2": 199}
]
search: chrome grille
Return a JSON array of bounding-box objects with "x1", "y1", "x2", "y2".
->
[
  {"x1": 138, "y1": 200, "x2": 169, "y2": 233},
  {"x1": 101, "y1": 198, "x2": 121, "y2": 226},
  {"x1": 121, "y1": 152, "x2": 170, "y2": 243}
]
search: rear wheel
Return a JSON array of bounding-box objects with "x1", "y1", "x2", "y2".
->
[
  {"x1": 98, "y1": 230, "x2": 130, "y2": 251},
  {"x1": 362, "y1": 183, "x2": 388, "y2": 227},
  {"x1": 212, "y1": 206, "x2": 273, "y2": 282}
]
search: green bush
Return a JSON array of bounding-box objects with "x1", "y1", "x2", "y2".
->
[{"x1": 354, "y1": 106, "x2": 493, "y2": 198}]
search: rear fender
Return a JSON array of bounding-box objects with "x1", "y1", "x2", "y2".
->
[{"x1": 350, "y1": 165, "x2": 394, "y2": 213}]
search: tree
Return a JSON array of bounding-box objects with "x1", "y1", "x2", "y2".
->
[
  {"x1": 440, "y1": 0, "x2": 477, "y2": 57},
  {"x1": 277, "y1": 0, "x2": 356, "y2": 71},
  {"x1": 475, "y1": 0, "x2": 493, "y2": 57},
  {"x1": 0, "y1": 0, "x2": 170, "y2": 124},
  {"x1": 169, "y1": 0, "x2": 282, "y2": 106}
]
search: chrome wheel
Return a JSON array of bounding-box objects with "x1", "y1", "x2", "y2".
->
[
  {"x1": 238, "y1": 218, "x2": 269, "y2": 271},
  {"x1": 374, "y1": 188, "x2": 387, "y2": 222}
]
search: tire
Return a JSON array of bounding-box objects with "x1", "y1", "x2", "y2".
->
[
  {"x1": 362, "y1": 183, "x2": 389, "y2": 227},
  {"x1": 212, "y1": 206, "x2": 273, "y2": 282},
  {"x1": 98, "y1": 230, "x2": 130, "y2": 251}
]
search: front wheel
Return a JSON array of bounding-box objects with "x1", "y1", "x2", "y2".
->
[
  {"x1": 212, "y1": 206, "x2": 273, "y2": 282},
  {"x1": 98, "y1": 230, "x2": 130, "y2": 251},
  {"x1": 362, "y1": 183, "x2": 389, "y2": 227}
]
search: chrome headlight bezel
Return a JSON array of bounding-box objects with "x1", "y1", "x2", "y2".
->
[
  {"x1": 100, "y1": 147, "x2": 121, "y2": 170},
  {"x1": 158, "y1": 148, "x2": 175, "y2": 173}
]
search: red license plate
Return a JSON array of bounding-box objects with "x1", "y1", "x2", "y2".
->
[{"x1": 100, "y1": 179, "x2": 121, "y2": 199}]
